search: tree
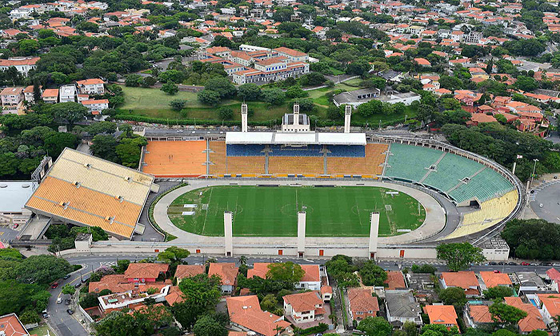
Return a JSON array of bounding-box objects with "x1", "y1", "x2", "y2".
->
[
  {"x1": 218, "y1": 107, "x2": 234, "y2": 120},
  {"x1": 327, "y1": 105, "x2": 343, "y2": 120},
  {"x1": 421, "y1": 324, "x2": 460, "y2": 336},
  {"x1": 266, "y1": 262, "x2": 304, "y2": 283},
  {"x1": 44, "y1": 132, "x2": 78, "y2": 158},
  {"x1": 237, "y1": 83, "x2": 262, "y2": 101},
  {"x1": 61, "y1": 284, "x2": 76, "y2": 295},
  {"x1": 169, "y1": 99, "x2": 187, "y2": 111},
  {"x1": 436, "y1": 242, "x2": 486, "y2": 271},
  {"x1": 357, "y1": 316, "x2": 392, "y2": 336},
  {"x1": 197, "y1": 89, "x2": 221, "y2": 106},
  {"x1": 347, "y1": 59, "x2": 372, "y2": 76},
  {"x1": 125, "y1": 74, "x2": 143, "y2": 87},
  {"x1": 358, "y1": 261, "x2": 387, "y2": 286},
  {"x1": 116, "y1": 136, "x2": 147, "y2": 168},
  {"x1": 161, "y1": 82, "x2": 178, "y2": 95},
  {"x1": 514, "y1": 76, "x2": 538, "y2": 92},
  {"x1": 95, "y1": 306, "x2": 173, "y2": 336},
  {"x1": 439, "y1": 287, "x2": 467, "y2": 312},
  {"x1": 50, "y1": 102, "x2": 89, "y2": 125},
  {"x1": 489, "y1": 302, "x2": 527, "y2": 326},
  {"x1": 261, "y1": 88, "x2": 286, "y2": 106},
  {"x1": 192, "y1": 315, "x2": 228, "y2": 336},
  {"x1": 357, "y1": 99, "x2": 382, "y2": 117},
  {"x1": 204, "y1": 77, "x2": 236, "y2": 99},
  {"x1": 85, "y1": 122, "x2": 118, "y2": 136},
  {"x1": 174, "y1": 274, "x2": 222, "y2": 330},
  {"x1": 91, "y1": 135, "x2": 119, "y2": 163},
  {"x1": 18, "y1": 39, "x2": 40, "y2": 56},
  {"x1": 501, "y1": 219, "x2": 560, "y2": 260},
  {"x1": 157, "y1": 246, "x2": 190, "y2": 264},
  {"x1": 483, "y1": 286, "x2": 513, "y2": 300},
  {"x1": 15, "y1": 255, "x2": 73, "y2": 285},
  {"x1": 285, "y1": 86, "x2": 308, "y2": 99}
]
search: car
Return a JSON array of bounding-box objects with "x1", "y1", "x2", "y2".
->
[
  {"x1": 521, "y1": 262, "x2": 530, "y2": 266},
  {"x1": 66, "y1": 309, "x2": 74, "y2": 315},
  {"x1": 65, "y1": 299, "x2": 71, "y2": 305},
  {"x1": 42, "y1": 313, "x2": 48, "y2": 319},
  {"x1": 51, "y1": 282, "x2": 59, "y2": 289},
  {"x1": 493, "y1": 270, "x2": 500, "y2": 273},
  {"x1": 63, "y1": 274, "x2": 71, "y2": 280},
  {"x1": 81, "y1": 277, "x2": 89, "y2": 283},
  {"x1": 56, "y1": 298, "x2": 62, "y2": 304},
  {"x1": 508, "y1": 262, "x2": 517, "y2": 265},
  {"x1": 497, "y1": 262, "x2": 505, "y2": 265},
  {"x1": 74, "y1": 283, "x2": 81, "y2": 288},
  {"x1": 489, "y1": 262, "x2": 497, "y2": 265}
]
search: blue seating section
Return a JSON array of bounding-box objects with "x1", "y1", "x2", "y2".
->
[
  {"x1": 450, "y1": 168, "x2": 514, "y2": 204},
  {"x1": 227, "y1": 144, "x2": 366, "y2": 157},
  {"x1": 269, "y1": 145, "x2": 323, "y2": 157},
  {"x1": 226, "y1": 144, "x2": 265, "y2": 156},
  {"x1": 385, "y1": 144, "x2": 443, "y2": 181},
  {"x1": 326, "y1": 145, "x2": 366, "y2": 157}
]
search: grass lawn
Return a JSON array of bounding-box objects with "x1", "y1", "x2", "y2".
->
[
  {"x1": 167, "y1": 186, "x2": 425, "y2": 237},
  {"x1": 121, "y1": 86, "x2": 291, "y2": 122},
  {"x1": 28, "y1": 324, "x2": 55, "y2": 336}
]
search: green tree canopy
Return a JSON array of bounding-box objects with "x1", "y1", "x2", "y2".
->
[
  {"x1": 436, "y1": 242, "x2": 486, "y2": 271},
  {"x1": 266, "y1": 262, "x2": 305, "y2": 283},
  {"x1": 357, "y1": 316, "x2": 392, "y2": 336}
]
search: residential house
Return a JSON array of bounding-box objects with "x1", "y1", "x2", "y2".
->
[
  {"x1": 227, "y1": 295, "x2": 291, "y2": 336},
  {"x1": 98, "y1": 287, "x2": 171, "y2": 315},
  {"x1": 0, "y1": 87, "x2": 24, "y2": 115},
  {"x1": 385, "y1": 271, "x2": 407, "y2": 290},
  {"x1": 504, "y1": 297, "x2": 546, "y2": 334},
  {"x1": 247, "y1": 263, "x2": 323, "y2": 291},
  {"x1": 479, "y1": 271, "x2": 512, "y2": 290},
  {"x1": 283, "y1": 291, "x2": 326, "y2": 324},
  {"x1": 59, "y1": 84, "x2": 76, "y2": 103},
  {"x1": 174, "y1": 265, "x2": 205, "y2": 284},
  {"x1": 347, "y1": 288, "x2": 379, "y2": 322},
  {"x1": 464, "y1": 303, "x2": 493, "y2": 329},
  {"x1": 423, "y1": 305, "x2": 459, "y2": 331},
  {"x1": 385, "y1": 290, "x2": 423, "y2": 326},
  {"x1": 82, "y1": 99, "x2": 109, "y2": 114},
  {"x1": 42, "y1": 89, "x2": 58, "y2": 104},
  {"x1": 440, "y1": 271, "x2": 480, "y2": 297},
  {"x1": 546, "y1": 268, "x2": 560, "y2": 292},
  {"x1": 0, "y1": 313, "x2": 31, "y2": 336},
  {"x1": 514, "y1": 272, "x2": 548, "y2": 294},
  {"x1": 23, "y1": 85, "x2": 38, "y2": 104},
  {"x1": 0, "y1": 57, "x2": 39, "y2": 76},
  {"x1": 530, "y1": 293, "x2": 560, "y2": 327},
  {"x1": 209, "y1": 263, "x2": 239, "y2": 294},
  {"x1": 76, "y1": 78, "x2": 105, "y2": 95},
  {"x1": 124, "y1": 263, "x2": 169, "y2": 283}
]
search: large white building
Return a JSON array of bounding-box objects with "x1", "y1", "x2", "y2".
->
[
  {"x1": 0, "y1": 57, "x2": 39, "y2": 76},
  {"x1": 0, "y1": 181, "x2": 36, "y2": 228}
]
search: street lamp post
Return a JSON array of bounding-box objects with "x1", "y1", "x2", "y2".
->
[{"x1": 531, "y1": 158, "x2": 539, "y2": 187}]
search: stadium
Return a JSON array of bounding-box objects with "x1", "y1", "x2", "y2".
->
[
  {"x1": 17, "y1": 103, "x2": 524, "y2": 259},
  {"x1": 142, "y1": 104, "x2": 525, "y2": 259}
]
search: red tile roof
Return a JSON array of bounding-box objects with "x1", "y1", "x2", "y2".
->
[
  {"x1": 227, "y1": 295, "x2": 291, "y2": 336},
  {"x1": 124, "y1": 263, "x2": 169, "y2": 280},
  {"x1": 175, "y1": 265, "x2": 204, "y2": 279},
  {"x1": 209, "y1": 263, "x2": 239, "y2": 286}
]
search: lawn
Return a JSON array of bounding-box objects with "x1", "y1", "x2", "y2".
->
[
  {"x1": 28, "y1": 325, "x2": 55, "y2": 336},
  {"x1": 121, "y1": 86, "x2": 291, "y2": 122},
  {"x1": 167, "y1": 186, "x2": 425, "y2": 237}
]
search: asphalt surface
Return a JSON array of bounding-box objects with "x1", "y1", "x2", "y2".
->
[
  {"x1": 47, "y1": 252, "x2": 560, "y2": 336},
  {"x1": 530, "y1": 181, "x2": 560, "y2": 224}
]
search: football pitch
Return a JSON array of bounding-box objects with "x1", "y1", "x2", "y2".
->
[{"x1": 167, "y1": 186, "x2": 426, "y2": 237}]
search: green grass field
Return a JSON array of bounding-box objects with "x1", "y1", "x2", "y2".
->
[{"x1": 168, "y1": 186, "x2": 425, "y2": 237}]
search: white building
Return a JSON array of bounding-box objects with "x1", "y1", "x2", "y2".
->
[
  {"x1": 76, "y1": 78, "x2": 105, "y2": 95},
  {"x1": 0, "y1": 181, "x2": 36, "y2": 228},
  {"x1": 82, "y1": 99, "x2": 109, "y2": 114},
  {"x1": 59, "y1": 84, "x2": 76, "y2": 103},
  {"x1": 0, "y1": 57, "x2": 39, "y2": 76},
  {"x1": 283, "y1": 291, "x2": 325, "y2": 324}
]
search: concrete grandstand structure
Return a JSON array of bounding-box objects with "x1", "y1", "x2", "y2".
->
[
  {"x1": 23, "y1": 148, "x2": 159, "y2": 239},
  {"x1": 141, "y1": 107, "x2": 524, "y2": 256}
]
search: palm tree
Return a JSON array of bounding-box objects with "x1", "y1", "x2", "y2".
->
[
  {"x1": 274, "y1": 325, "x2": 284, "y2": 335},
  {"x1": 239, "y1": 255, "x2": 248, "y2": 265}
]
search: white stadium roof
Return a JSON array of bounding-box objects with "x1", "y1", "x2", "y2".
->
[{"x1": 226, "y1": 132, "x2": 367, "y2": 146}]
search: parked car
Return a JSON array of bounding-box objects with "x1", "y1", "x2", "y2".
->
[
  {"x1": 66, "y1": 309, "x2": 74, "y2": 315},
  {"x1": 494, "y1": 270, "x2": 500, "y2": 273},
  {"x1": 489, "y1": 262, "x2": 497, "y2": 265},
  {"x1": 51, "y1": 282, "x2": 59, "y2": 289},
  {"x1": 521, "y1": 262, "x2": 530, "y2": 266},
  {"x1": 508, "y1": 262, "x2": 517, "y2": 265},
  {"x1": 65, "y1": 299, "x2": 71, "y2": 305},
  {"x1": 63, "y1": 274, "x2": 71, "y2": 280},
  {"x1": 56, "y1": 298, "x2": 62, "y2": 304},
  {"x1": 74, "y1": 283, "x2": 81, "y2": 288}
]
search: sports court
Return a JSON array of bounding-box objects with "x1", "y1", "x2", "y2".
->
[
  {"x1": 143, "y1": 141, "x2": 207, "y2": 177},
  {"x1": 167, "y1": 185, "x2": 426, "y2": 237}
]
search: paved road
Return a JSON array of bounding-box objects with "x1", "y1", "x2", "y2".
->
[{"x1": 530, "y1": 180, "x2": 560, "y2": 224}]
